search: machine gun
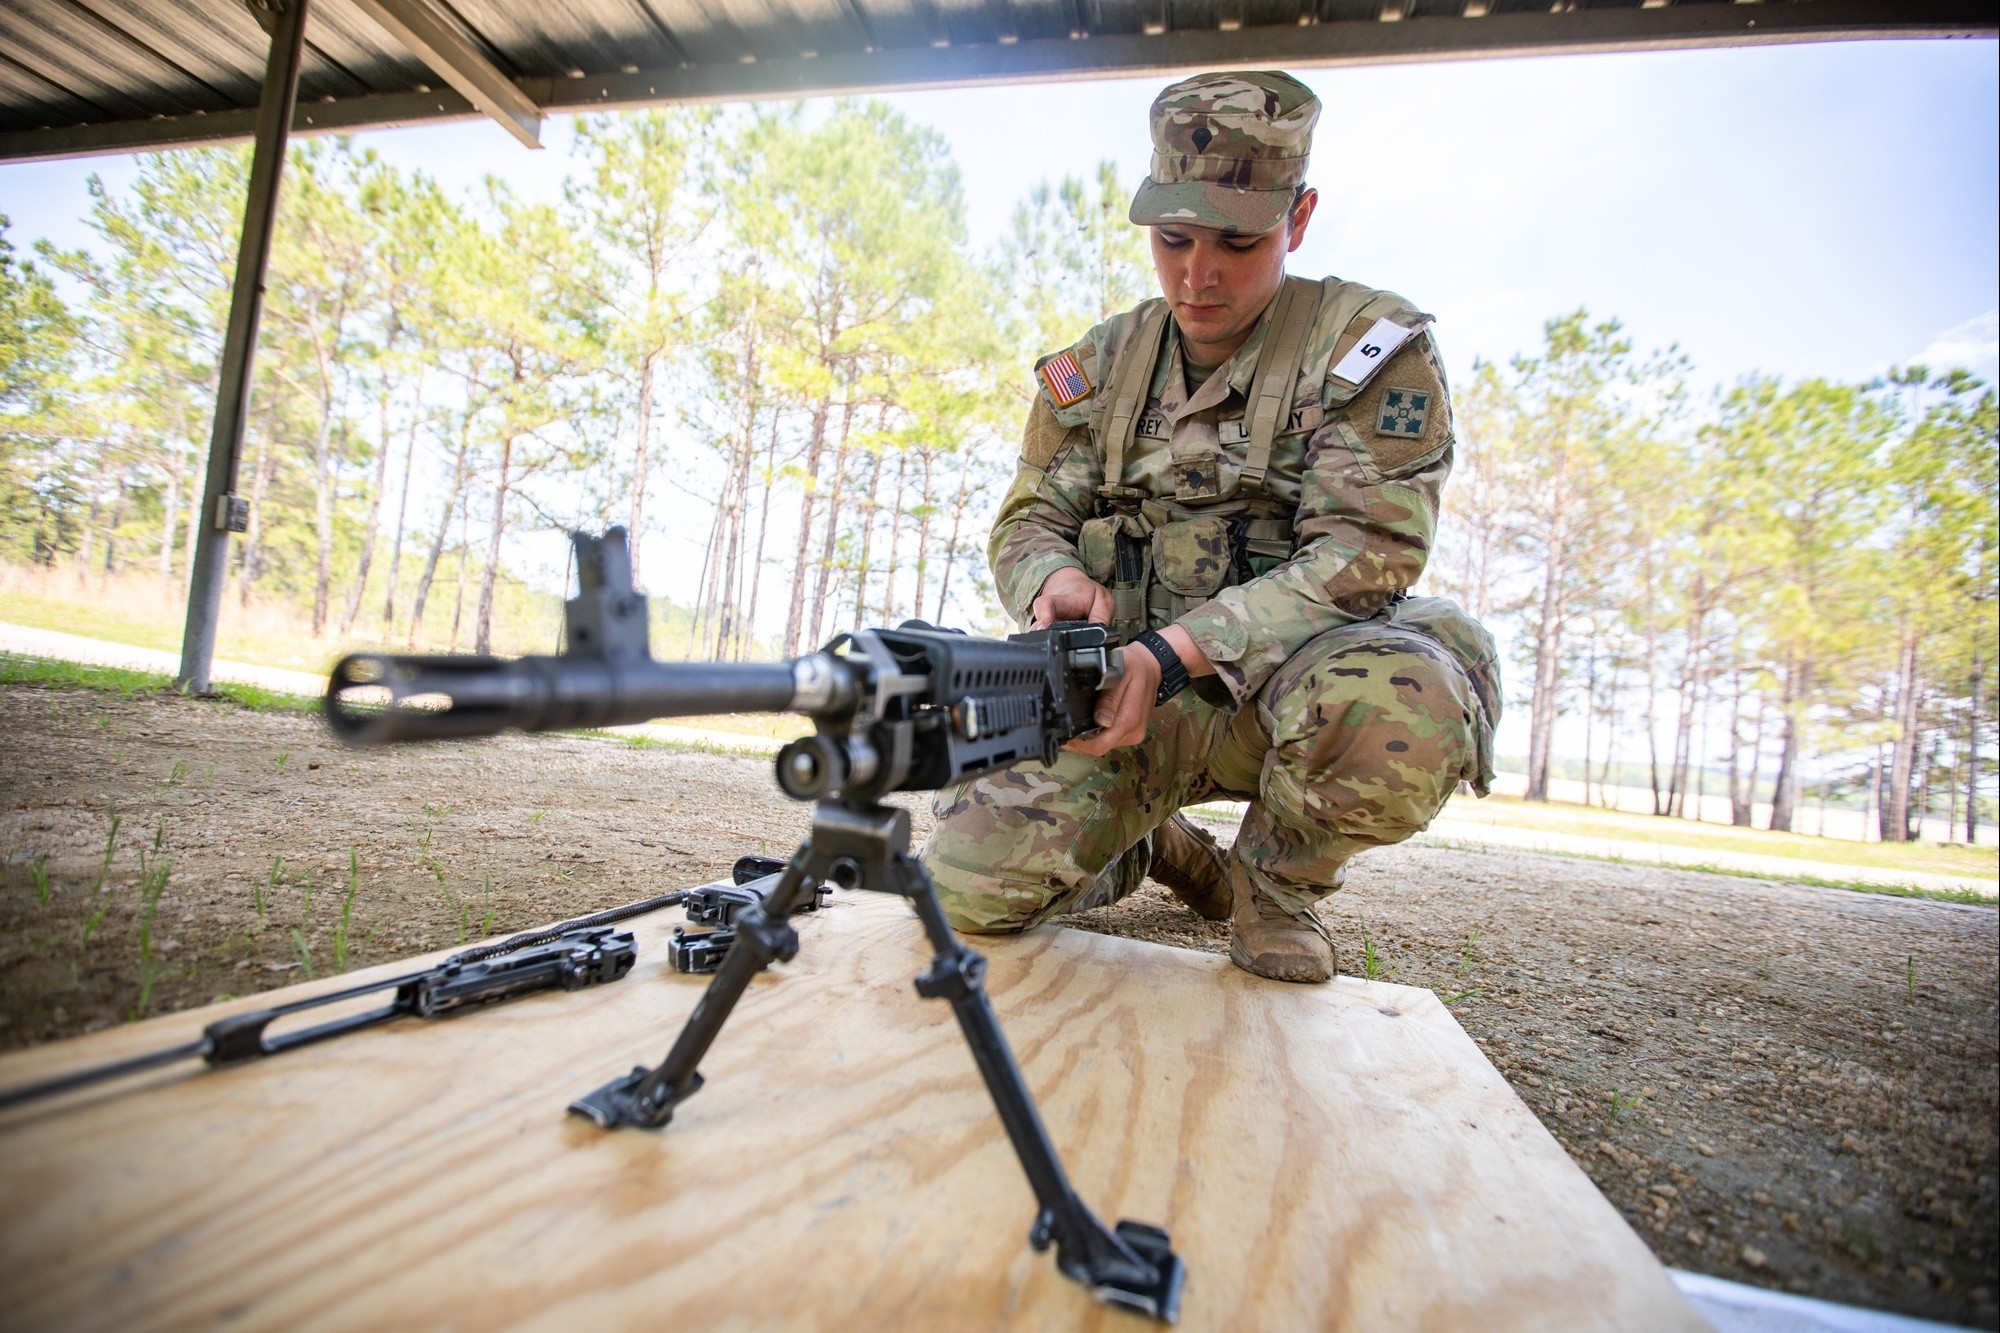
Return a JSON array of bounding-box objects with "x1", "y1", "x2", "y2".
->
[
  {"x1": 0, "y1": 895, "x2": 679, "y2": 1113},
  {"x1": 324, "y1": 527, "x2": 1184, "y2": 1323}
]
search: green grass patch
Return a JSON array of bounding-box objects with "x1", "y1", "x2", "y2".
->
[
  {"x1": 1445, "y1": 792, "x2": 1994, "y2": 881},
  {"x1": 585, "y1": 729, "x2": 766, "y2": 758},
  {"x1": 0, "y1": 652, "x2": 319, "y2": 714},
  {"x1": 0, "y1": 588, "x2": 341, "y2": 673},
  {"x1": 1414, "y1": 834, "x2": 1997, "y2": 907}
]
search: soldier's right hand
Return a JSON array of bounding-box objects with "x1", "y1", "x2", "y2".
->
[{"x1": 1030, "y1": 568, "x2": 1114, "y2": 629}]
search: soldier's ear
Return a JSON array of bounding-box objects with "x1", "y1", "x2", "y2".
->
[{"x1": 1285, "y1": 188, "x2": 1318, "y2": 254}]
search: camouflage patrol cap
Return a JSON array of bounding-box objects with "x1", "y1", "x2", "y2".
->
[{"x1": 1129, "y1": 70, "x2": 1320, "y2": 235}]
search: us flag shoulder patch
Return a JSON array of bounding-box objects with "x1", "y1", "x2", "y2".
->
[{"x1": 1038, "y1": 351, "x2": 1093, "y2": 409}]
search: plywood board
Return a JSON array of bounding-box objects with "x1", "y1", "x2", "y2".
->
[{"x1": 0, "y1": 890, "x2": 1703, "y2": 1331}]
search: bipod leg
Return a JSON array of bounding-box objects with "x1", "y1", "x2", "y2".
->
[
  {"x1": 896, "y1": 853, "x2": 1184, "y2": 1323},
  {"x1": 569, "y1": 844, "x2": 819, "y2": 1129}
]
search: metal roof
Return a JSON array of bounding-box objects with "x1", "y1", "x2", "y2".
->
[{"x1": 1, "y1": 0, "x2": 1993, "y2": 162}]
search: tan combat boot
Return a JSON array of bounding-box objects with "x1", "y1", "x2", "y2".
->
[
  {"x1": 1227, "y1": 863, "x2": 1335, "y2": 983},
  {"x1": 1146, "y1": 812, "x2": 1232, "y2": 921}
]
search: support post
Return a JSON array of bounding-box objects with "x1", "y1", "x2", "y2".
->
[{"x1": 176, "y1": 0, "x2": 310, "y2": 693}]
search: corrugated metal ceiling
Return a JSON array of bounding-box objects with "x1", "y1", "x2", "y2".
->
[{"x1": 0, "y1": 0, "x2": 1993, "y2": 162}]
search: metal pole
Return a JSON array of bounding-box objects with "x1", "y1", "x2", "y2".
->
[{"x1": 176, "y1": 0, "x2": 310, "y2": 692}]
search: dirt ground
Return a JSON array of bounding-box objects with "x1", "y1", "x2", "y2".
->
[{"x1": 3, "y1": 682, "x2": 1995, "y2": 1327}]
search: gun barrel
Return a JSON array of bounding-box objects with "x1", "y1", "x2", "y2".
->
[{"x1": 326, "y1": 651, "x2": 852, "y2": 745}]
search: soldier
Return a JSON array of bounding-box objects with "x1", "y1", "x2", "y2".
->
[{"x1": 922, "y1": 70, "x2": 1501, "y2": 982}]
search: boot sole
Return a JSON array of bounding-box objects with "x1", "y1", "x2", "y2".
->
[{"x1": 1228, "y1": 936, "x2": 1333, "y2": 984}]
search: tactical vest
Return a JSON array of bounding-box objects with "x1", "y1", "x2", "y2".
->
[{"x1": 1078, "y1": 275, "x2": 1426, "y2": 643}]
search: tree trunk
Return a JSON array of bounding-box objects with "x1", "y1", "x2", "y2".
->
[
  {"x1": 180, "y1": 454, "x2": 200, "y2": 584},
  {"x1": 1856, "y1": 740, "x2": 1872, "y2": 836},
  {"x1": 1768, "y1": 659, "x2": 1810, "y2": 832},
  {"x1": 1914, "y1": 730, "x2": 1939, "y2": 842},
  {"x1": 934, "y1": 442, "x2": 977, "y2": 623},
  {"x1": 1595, "y1": 659, "x2": 1619, "y2": 810},
  {"x1": 880, "y1": 450, "x2": 909, "y2": 623},
  {"x1": 408, "y1": 430, "x2": 469, "y2": 647},
  {"x1": 339, "y1": 383, "x2": 397, "y2": 635},
  {"x1": 76, "y1": 440, "x2": 112, "y2": 580},
  {"x1": 305, "y1": 310, "x2": 342, "y2": 635},
  {"x1": 475, "y1": 433, "x2": 515, "y2": 654},
  {"x1": 628, "y1": 349, "x2": 658, "y2": 584},
  {"x1": 784, "y1": 395, "x2": 833, "y2": 655},
  {"x1": 1746, "y1": 700, "x2": 1767, "y2": 830},
  {"x1": 689, "y1": 493, "x2": 725, "y2": 657},
  {"x1": 237, "y1": 420, "x2": 274, "y2": 607},
  {"x1": 714, "y1": 337, "x2": 762, "y2": 657},
  {"x1": 1581, "y1": 627, "x2": 1598, "y2": 807},
  {"x1": 720, "y1": 414, "x2": 756, "y2": 656},
  {"x1": 1727, "y1": 671, "x2": 1754, "y2": 827},
  {"x1": 910, "y1": 449, "x2": 938, "y2": 624},
  {"x1": 382, "y1": 407, "x2": 420, "y2": 633},
  {"x1": 851, "y1": 442, "x2": 885, "y2": 632},
  {"x1": 158, "y1": 443, "x2": 184, "y2": 583},
  {"x1": 102, "y1": 471, "x2": 128, "y2": 575},
  {"x1": 741, "y1": 410, "x2": 780, "y2": 661},
  {"x1": 806, "y1": 383, "x2": 859, "y2": 648},
  {"x1": 1690, "y1": 669, "x2": 1713, "y2": 823},
  {"x1": 1882, "y1": 630, "x2": 1921, "y2": 842},
  {"x1": 1968, "y1": 648, "x2": 1985, "y2": 845},
  {"x1": 449, "y1": 488, "x2": 470, "y2": 652},
  {"x1": 1524, "y1": 547, "x2": 1566, "y2": 803}
]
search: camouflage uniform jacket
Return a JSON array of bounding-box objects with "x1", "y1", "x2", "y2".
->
[{"x1": 990, "y1": 276, "x2": 1454, "y2": 708}]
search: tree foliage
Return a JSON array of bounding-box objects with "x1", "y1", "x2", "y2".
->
[{"x1": 1433, "y1": 315, "x2": 1997, "y2": 841}]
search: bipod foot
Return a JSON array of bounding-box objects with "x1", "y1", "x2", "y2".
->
[
  {"x1": 568, "y1": 1065, "x2": 702, "y2": 1129},
  {"x1": 1032, "y1": 1207, "x2": 1185, "y2": 1323}
]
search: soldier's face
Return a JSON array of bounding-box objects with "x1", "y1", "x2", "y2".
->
[{"x1": 1151, "y1": 189, "x2": 1318, "y2": 361}]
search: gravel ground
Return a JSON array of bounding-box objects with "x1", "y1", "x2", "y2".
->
[{"x1": 3, "y1": 682, "x2": 1995, "y2": 1327}]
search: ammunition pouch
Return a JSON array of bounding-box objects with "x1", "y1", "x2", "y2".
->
[
  {"x1": 1078, "y1": 516, "x2": 1119, "y2": 586},
  {"x1": 1087, "y1": 480, "x2": 1303, "y2": 640},
  {"x1": 1150, "y1": 516, "x2": 1232, "y2": 599}
]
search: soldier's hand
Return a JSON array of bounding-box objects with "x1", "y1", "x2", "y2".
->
[
  {"x1": 1031, "y1": 568, "x2": 1114, "y2": 629},
  {"x1": 1065, "y1": 644, "x2": 1157, "y2": 756}
]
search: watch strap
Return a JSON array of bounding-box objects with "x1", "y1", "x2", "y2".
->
[{"x1": 1135, "y1": 629, "x2": 1191, "y2": 706}]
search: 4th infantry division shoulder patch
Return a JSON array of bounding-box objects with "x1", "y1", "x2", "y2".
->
[
  {"x1": 1039, "y1": 351, "x2": 1093, "y2": 409},
  {"x1": 1378, "y1": 386, "x2": 1430, "y2": 439}
]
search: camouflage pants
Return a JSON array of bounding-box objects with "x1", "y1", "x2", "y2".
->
[{"x1": 922, "y1": 603, "x2": 1496, "y2": 933}]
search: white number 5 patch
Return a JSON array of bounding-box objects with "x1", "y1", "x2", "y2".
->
[{"x1": 1331, "y1": 317, "x2": 1418, "y2": 387}]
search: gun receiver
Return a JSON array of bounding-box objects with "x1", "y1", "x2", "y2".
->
[
  {"x1": 322, "y1": 528, "x2": 1182, "y2": 1323},
  {"x1": 326, "y1": 529, "x2": 1120, "y2": 810}
]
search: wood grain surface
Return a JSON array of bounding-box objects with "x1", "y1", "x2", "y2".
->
[{"x1": 0, "y1": 890, "x2": 1704, "y2": 1331}]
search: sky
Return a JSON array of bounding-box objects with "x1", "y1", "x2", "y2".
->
[
  {"x1": 1, "y1": 37, "x2": 1995, "y2": 761},
  {"x1": 7, "y1": 37, "x2": 1994, "y2": 393}
]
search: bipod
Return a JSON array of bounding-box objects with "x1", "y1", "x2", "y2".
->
[{"x1": 569, "y1": 799, "x2": 1185, "y2": 1323}]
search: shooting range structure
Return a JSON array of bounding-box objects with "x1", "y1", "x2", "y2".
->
[
  {"x1": 0, "y1": 0, "x2": 1993, "y2": 692},
  {"x1": 0, "y1": 890, "x2": 1710, "y2": 1329}
]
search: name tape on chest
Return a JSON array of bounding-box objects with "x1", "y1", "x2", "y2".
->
[{"x1": 1330, "y1": 317, "x2": 1419, "y2": 387}]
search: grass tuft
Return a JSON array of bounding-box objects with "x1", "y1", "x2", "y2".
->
[
  {"x1": 0, "y1": 652, "x2": 319, "y2": 714},
  {"x1": 132, "y1": 837, "x2": 172, "y2": 1018},
  {"x1": 257, "y1": 854, "x2": 281, "y2": 922},
  {"x1": 80, "y1": 808, "x2": 122, "y2": 941},
  {"x1": 1357, "y1": 914, "x2": 1384, "y2": 981},
  {"x1": 333, "y1": 848, "x2": 361, "y2": 973}
]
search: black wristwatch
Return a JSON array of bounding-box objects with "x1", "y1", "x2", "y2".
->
[{"x1": 1134, "y1": 629, "x2": 1192, "y2": 706}]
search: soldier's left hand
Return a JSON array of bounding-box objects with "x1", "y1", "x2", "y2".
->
[{"x1": 1065, "y1": 644, "x2": 1158, "y2": 756}]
